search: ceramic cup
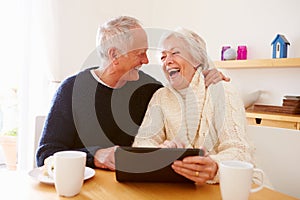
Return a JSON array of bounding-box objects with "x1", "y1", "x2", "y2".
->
[
  {"x1": 219, "y1": 160, "x2": 264, "y2": 200},
  {"x1": 52, "y1": 151, "x2": 86, "y2": 197}
]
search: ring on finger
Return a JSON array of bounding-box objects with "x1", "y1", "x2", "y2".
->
[{"x1": 195, "y1": 171, "x2": 199, "y2": 177}]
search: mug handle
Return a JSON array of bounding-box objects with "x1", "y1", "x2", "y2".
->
[
  {"x1": 250, "y1": 168, "x2": 265, "y2": 193},
  {"x1": 45, "y1": 156, "x2": 54, "y2": 178}
]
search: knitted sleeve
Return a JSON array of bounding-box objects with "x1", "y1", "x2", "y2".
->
[
  {"x1": 208, "y1": 83, "x2": 254, "y2": 182},
  {"x1": 132, "y1": 89, "x2": 166, "y2": 147}
]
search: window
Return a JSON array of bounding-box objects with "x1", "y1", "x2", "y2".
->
[{"x1": 0, "y1": 1, "x2": 21, "y2": 166}]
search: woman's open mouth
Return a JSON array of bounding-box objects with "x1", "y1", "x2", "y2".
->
[{"x1": 168, "y1": 68, "x2": 180, "y2": 77}]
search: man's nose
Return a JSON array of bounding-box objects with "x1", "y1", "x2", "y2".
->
[{"x1": 141, "y1": 54, "x2": 149, "y2": 64}]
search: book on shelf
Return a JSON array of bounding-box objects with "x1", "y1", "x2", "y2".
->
[
  {"x1": 251, "y1": 95, "x2": 300, "y2": 114},
  {"x1": 282, "y1": 99, "x2": 300, "y2": 107},
  {"x1": 252, "y1": 104, "x2": 300, "y2": 114},
  {"x1": 248, "y1": 95, "x2": 300, "y2": 115},
  {"x1": 284, "y1": 95, "x2": 300, "y2": 100}
]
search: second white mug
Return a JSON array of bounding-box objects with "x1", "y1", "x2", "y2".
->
[{"x1": 219, "y1": 160, "x2": 264, "y2": 200}]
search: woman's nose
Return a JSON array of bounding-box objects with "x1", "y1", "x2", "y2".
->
[{"x1": 165, "y1": 54, "x2": 174, "y2": 65}]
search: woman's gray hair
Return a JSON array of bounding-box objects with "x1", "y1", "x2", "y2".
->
[
  {"x1": 159, "y1": 27, "x2": 209, "y2": 70},
  {"x1": 96, "y1": 16, "x2": 142, "y2": 65}
]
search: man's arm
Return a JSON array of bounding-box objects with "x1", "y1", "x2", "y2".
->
[{"x1": 36, "y1": 77, "x2": 96, "y2": 168}]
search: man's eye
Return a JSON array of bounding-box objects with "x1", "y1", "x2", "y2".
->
[
  {"x1": 172, "y1": 51, "x2": 180, "y2": 55},
  {"x1": 161, "y1": 55, "x2": 166, "y2": 61}
]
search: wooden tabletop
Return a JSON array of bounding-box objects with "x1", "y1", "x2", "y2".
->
[{"x1": 0, "y1": 169, "x2": 297, "y2": 200}]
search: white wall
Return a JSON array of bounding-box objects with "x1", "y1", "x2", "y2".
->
[
  {"x1": 43, "y1": 0, "x2": 300, "y2": 105},
  {"x1": 150, "y1": 0, "x2": 300, "y2": 60},
  {"x1": 40, "y1": 0, "x2": 155, "y2": 80},
  {"x1": 149, "y1": 0, "x2": 300, "y2": 105}
]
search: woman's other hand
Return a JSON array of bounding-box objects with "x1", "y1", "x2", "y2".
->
[
  {"x1": 171, "y1": 154, "x2": 218, "y2": 185},
  {"x1": 158, "y1": 139, "x2": 185, "y2": 148}
]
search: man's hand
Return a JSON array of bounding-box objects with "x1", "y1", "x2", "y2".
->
[
  {"x1": 94, "y1": 146, "x2": 117, "y2": 171},
  {"x1": 202, "y1": 68, "x2": 230, "y2": 87}
]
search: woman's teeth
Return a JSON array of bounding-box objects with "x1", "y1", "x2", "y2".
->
[{"x1": 169, "y1": 69, "x2": 180, "y2": 77}]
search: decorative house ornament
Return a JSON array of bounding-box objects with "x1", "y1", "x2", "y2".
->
[{"x1": 271, "y1": 34, "x2": 290, "y2": 58}]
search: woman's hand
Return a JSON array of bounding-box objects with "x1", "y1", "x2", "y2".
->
[
  {"x1": 158, "y1": 139, "x2": 185, "y2": 148},
  {"x1": 171, "y1": 155, "x2": 218, "y2": 185}
]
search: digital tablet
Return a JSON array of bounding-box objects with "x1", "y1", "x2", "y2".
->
[{"x1": 115, "y1": 146, "x2": 204, "y2": 183}]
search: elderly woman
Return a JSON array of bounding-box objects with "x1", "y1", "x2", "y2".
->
[{"x1": 132, "y1": 28, "x2": 253, "y2": 185}]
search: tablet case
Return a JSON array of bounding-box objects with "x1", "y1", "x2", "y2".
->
[{"x1": 115, "y1": 147, "x2": 204, "y2": 183}]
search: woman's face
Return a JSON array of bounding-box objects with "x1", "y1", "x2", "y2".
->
[{"x1": 160, "y1": 36, "x2": 197, "y2": 90}]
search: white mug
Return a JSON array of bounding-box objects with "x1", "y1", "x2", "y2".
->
[
  {"x1": 219, "y1": 160, "x2": 264, "y2": 200},
  {"x1": 53, "y1": 151, "x2": 87, "y2": 197}
]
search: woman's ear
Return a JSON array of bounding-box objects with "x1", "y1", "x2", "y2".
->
[{"x1": 108, "y1": 47, "x2": 119, "y2": 65}]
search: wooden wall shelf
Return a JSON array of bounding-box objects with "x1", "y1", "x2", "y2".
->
[
  {"x1": 214, "y1": 57, "x2": 300, "y2": 130},
  {"x1": 214, "y1": 58, "x2": 300, "y2": 69}
]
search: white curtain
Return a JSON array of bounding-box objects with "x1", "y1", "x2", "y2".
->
[
  {"x1": 16, "y1": 0, "x2": 87, "y2": 171},
  {"x1": 17, "y1": 0, "x2": 52, "y2": 171},
  {"x1": 16, "y1": 0, "x2": 68, "y2": 171},
  {"x1": 0, "y1": 1, "x2": 33, "y2": 168}
]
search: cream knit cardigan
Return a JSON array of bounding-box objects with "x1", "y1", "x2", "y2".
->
[{"x1": 133, "y1": 69, "x2": 254, "y2": 182}]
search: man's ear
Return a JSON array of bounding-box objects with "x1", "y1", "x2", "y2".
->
[{"x1": 108, "y1": 47, "x2": 119, "y2": 65}]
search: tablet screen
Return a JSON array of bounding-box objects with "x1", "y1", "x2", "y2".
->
[{"x1": 115, "y1": 147, "x2": 204, "y2": 183}]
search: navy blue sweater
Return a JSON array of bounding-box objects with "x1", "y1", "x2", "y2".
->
[{"x1": 36, "y1": 68, "x2": 162, "y2": 167}]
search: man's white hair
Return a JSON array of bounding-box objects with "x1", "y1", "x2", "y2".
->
[{"x1": 96, "y1": 16, "x2": 142, "y2": 66}]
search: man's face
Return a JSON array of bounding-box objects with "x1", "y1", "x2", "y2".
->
[{"x1": 117, "y1": 28, "x2": 149, "y2": 82}]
